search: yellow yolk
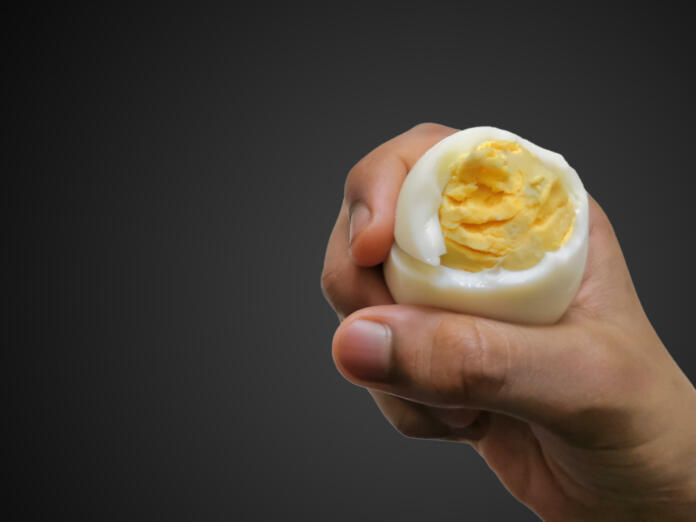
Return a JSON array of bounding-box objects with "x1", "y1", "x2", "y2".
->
[{"x1": 438, "y1": 140, "x2": 575, "y2": 272}]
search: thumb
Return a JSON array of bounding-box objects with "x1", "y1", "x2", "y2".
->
[{"x1": 332, "y1": 304, "x2": 616, "y2": 433}]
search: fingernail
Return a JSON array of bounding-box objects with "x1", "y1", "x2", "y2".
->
[
  {"x1": 349, "y1": 203, "x2": 371, "y2": 246},
  {"x1": 337, "y1": 320, "x2": 392, "y2": 382}
]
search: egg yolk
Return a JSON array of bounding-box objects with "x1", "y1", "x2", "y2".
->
[{"x1": 438, "y1": 140, "x2": 575, "y2": 272}]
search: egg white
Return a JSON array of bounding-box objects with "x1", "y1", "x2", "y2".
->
[{"x1": 383, "y1": 126, "x2": 589, "y2": 324}]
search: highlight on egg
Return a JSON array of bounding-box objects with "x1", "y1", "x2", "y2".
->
[{"x1": 383, "y1": 126, "x2": 589, "y2": 324}]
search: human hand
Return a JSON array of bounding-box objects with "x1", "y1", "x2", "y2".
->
[{"x1": 321, "y1": 123, "x2": 696, "y2": 521}]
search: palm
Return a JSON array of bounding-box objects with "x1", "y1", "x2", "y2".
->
[
  {"x1": 472, "y1": 204, "x2": 644, "y2": 515},
  {"x1": 372, "y1": 200, "x2": 650, "y2": 517}
]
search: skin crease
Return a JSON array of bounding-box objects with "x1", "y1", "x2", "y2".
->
[{"x1": 320, "y1": 123, "x2": 696, "y2": 521}]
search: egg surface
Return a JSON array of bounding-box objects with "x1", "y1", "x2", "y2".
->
[{"x1": 383, "y1": 126, "x2": 589, "y2": 324}]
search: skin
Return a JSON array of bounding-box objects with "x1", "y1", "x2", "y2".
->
[{"x1": 320, "y1": 123, "x2": 696, "y2": 521}]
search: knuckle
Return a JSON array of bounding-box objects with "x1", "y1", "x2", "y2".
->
[
  {"x1": 589, "y1": 196, "x2": 618, "y2": 241},
  {"x1": 410, "y1": 122, "x2": 447, "y2": 135},
  {"x1": 431, "y1": 316, "x2": 509, "y2": 404},
  {"x1": 392, "y1": 419, "x2": 428, "y2": 439},
  {"x1": 390, "y1": 408, "x2": 442, "y2": 440},
  {"x1": 589, "y1": 195, "x2": 610, "y2": 225},
  {"x1": 320, "y1": 266, "x2": 341, "y2": 305},
  {"x1": 345, "y1": 151, "x2": 381, "y2": 200}
]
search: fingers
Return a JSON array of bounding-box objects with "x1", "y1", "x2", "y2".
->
[
  {"x1": 321, "y1": 123, "x2": 457, "y2": 317},
  {"x1": 473, "y1": 413, "x2": 567, "y2": 515},
  {"x1": 368, "y1": 390, "x2": 452, "y2": 439},
  {"x1": 321, "y1": 202, "x2": 394, "y2": 319},
  {"x1": 332, "y1": 304, "x2": 618, "y2": 431},
  {"x1": 345, "y1": 123, "x2": 457, "y2": 267},
  {"x1": 368, "y1": 389, "x2": 486, "y2": 441}
]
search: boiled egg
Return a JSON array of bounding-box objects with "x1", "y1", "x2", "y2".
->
[{"x1": 383, "y1": 126, "x2": 589, "y2": 324}]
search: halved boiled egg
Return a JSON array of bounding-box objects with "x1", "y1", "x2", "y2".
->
[{"x1": 383, "y1": 126, "x2": 589, "y2": 324}]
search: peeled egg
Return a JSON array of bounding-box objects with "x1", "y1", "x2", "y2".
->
[{"x1": 383, "y1": 126, "x2": 589, "y2": 324}]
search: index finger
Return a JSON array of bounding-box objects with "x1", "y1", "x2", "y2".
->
[{"x1": 346, "y1": 123, "x2": 458, "y2": 267}]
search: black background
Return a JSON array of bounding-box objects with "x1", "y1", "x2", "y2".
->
[{"x1": 9, "y1": 4, "x2": 696, "y2": 521}]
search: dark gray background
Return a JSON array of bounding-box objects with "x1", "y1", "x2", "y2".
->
[{"x1": 10, "y1": 4, "x2": 695, "y2": 521}]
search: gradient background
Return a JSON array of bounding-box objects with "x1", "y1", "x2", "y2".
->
[{"x1": 10, "y1": 4, "x2": 696, "y2": 521}]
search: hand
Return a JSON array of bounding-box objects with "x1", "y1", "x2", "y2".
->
[{"x1": 321, "y1": 123, "x2": 696, "y2": 521}]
